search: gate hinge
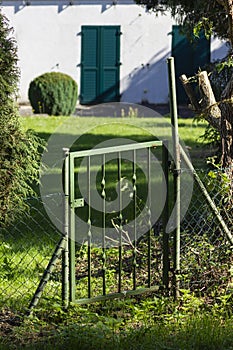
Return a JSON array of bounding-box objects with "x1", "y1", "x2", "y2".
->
[
  {"x1": 71, "y1": 198, "x2": 85, "y2": 208},
  {"x1": 169, "y1": 160, "x2": 181, "y2": 176}
]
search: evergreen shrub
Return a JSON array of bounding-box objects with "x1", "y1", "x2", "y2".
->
[
  {"x1": 207, "y1": 59, "x2": 233, "y2": 101},
  {"x1": 28, "y1": 72, "x2": 78, "y2": 116},
  {"x1": 0, "y1": 11, "x2": 43, "y2": 226}
]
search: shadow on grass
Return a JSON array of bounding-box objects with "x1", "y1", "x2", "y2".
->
[{"x1": 1, "y1": 312, "x2": 232, "y2": 350}]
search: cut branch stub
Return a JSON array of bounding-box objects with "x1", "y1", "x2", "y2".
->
[
  {"x1": 198, "y1": 71, "x2": 221, "y2": 131},
  {"x1": 180, "y1": 71, "x2": 221, "y2": 131},
  {"x1": 179, "y1": 75, "x2": 201, "y2": 112}
]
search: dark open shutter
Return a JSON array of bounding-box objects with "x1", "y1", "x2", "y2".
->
[
  {"x1": 172, "y1": 25, "x2": 210, "y2": 104},
  {"x1": 193, "y1": 30, "x2": 210, "y2": 71}
]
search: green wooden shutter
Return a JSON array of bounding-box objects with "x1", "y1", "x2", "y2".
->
[
  {"x1": 172, "y1": 25, "x2": 210, "y2": 104},
  {"x1": 80, "y1": 26, "x2": 121, "y2": 105},
  {"x1": 80, "y1": 26, "x2": 99, "y2": 104},
  {"x1": 100, "y1": 26, "x2": 120, "y2": 103}
]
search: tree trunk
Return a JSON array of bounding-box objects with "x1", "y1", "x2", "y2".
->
[
  {"x1": 220, "y1": 73, "x2": 233, "y2": 183},
  {"x1": 179, "y1": 70, "x2": 233, "y2": 179},
  {"x1": 226, "y1": 0, "x2": 233, "y2": 48},
  {"x1": 216, "y1": 0, "x2": 233, "y2": 48}
]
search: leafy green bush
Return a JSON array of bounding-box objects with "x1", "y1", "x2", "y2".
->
[
  {"x1": 0, "y1": 11, "x2": 43, "y2": 226},
  {"x1": 28, "y1": 72, "x2": 78, "y2": 116}
]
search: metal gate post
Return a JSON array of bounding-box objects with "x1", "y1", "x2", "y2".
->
[
  {"x1": 167, "y1": 57, "x2": 181, "y2": 298},
  {"x1": 62, "y1": 148, "x2": 70, "y2": 308},
  {"x1": 69, "y1": 154, "x2": 76, "y2": 302},
  {"x1": 162, "y1": 140, "x2": 170, "y2": 292}
]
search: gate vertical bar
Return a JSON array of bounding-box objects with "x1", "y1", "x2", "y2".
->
[
  {"x1": 118, "y1": 152, "x2": 123, "y2": 293},
  {"x1": 147, "y1": 148, "x2": 151, "y2": 288},
  {"x1": 87, "y1": 156, "x2": 92, "y2": 298},
  {"x1": 167, "y1": 57, "x2": 181, "y2": 298},
  {"x1": 62, "y1": 148, "x2": 70, "y2": 308},
  {"x1": 162, "y1": 141, "x2": 170, "y2": 292},
  {"x1": 132, "y1": 150, "x2": 137, "y2": 290},
  {"x1": 69, "y1": 156, "x2": 76, "y2": 302},
  {"x1": 101, "y1": 154, "x2": 106, "y2": 295}
]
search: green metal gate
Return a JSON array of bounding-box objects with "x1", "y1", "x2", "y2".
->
[
  {"x1": 62, "y1": 140, "x2": 170, "y2": 305},
  {"x1": 28, "y1": 58, "x2": 183, "y2": 312},
  {"x1": 80, "y1": 25, "x2": 121, "y2": 105}
]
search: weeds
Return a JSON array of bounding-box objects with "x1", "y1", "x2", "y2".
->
[{"x1": 1, "y1": 294, "x2": 232, "y2": 349}]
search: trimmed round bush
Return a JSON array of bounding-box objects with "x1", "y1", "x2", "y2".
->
[{"x1": 28, "y1": 72, "x2": 78, "y2": 116}]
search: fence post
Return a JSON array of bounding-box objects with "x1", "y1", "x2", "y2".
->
[
  {"x1": 28, "y1": 236, "x2": 67, "y2": 314},
  {"x1": 62, "y1": 148, "x2": 70, "y2": 308},
  {"x1": 167, "y1": 57, "x2": 181, "y2": 298},
  {"x1": 162, "y1": 140, "x2": 170, "y2": 292}
]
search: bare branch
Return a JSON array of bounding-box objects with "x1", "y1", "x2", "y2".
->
[{"x1": 110, "y1": 218, "x2": 141, "y2": 253}]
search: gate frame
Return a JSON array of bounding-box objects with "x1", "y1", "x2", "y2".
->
[{"x1": 62, "y1": 140, "x2": 170, "y2": 306}]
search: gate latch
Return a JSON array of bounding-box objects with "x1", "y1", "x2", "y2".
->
[{"x1": 72, "y1": 198, "x2": 85, "y2": 208}]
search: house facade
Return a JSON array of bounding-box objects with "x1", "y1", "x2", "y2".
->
[{"x1": 1, "y1": 0, "x2": 229, "y2": 105}]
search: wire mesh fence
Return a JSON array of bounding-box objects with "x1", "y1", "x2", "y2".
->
[
  {"x1": 179, "y1": 169, "x2": 233, "y2": 295},
  {"x1": 0, "y1": 194, "x2": 63, "y2": 310},
  {"x1": 0, "y1": 169, "x2": 232, "y2": 312}
]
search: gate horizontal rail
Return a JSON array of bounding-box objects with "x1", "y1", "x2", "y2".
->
[
  {"x1": 74, "y1": 286, "x2": 160, "y2": 305},
  {"x1": 69, "y1": 140, "x2": 163, "y2": 159}
]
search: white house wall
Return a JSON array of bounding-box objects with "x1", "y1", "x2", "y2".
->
[{"x1": 1, "y1": 0, "x2": 229, "y2": 104}]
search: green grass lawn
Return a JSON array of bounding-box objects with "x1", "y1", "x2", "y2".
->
[{"x1": 21, "y1": 115, "x2": 213, "y2": 169}]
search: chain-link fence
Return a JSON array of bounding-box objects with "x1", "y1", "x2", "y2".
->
[
  {"x1": 179, "y1": 169, "x2": 233, "y2": 295},
  {"x1": 0, "y1": 194, "x2": 64, "y2": 310},
  {"x1": 0, "y1": 170, "x2": 232, "y2": 312}
]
